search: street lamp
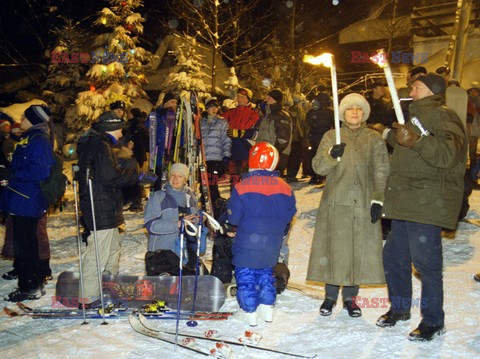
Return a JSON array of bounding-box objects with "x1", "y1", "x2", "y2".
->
[
  {"x1": 304, "y1": 53, "x2": 341, "y2": 158},
  {"x1": 370, "y1": 49, "x2": 405, "y2": 124}
]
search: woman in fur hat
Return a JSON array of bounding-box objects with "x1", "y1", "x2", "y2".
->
[{"x1": 306, "y1": 93, "x2": 390, "y2": 318}]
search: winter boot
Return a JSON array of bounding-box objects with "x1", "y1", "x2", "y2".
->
[
  {"x1": 376, "y1": 310, "x2": 411, "y2": 327},
  {"x1": 4, "y1": 286, "x2": 46, "y2": 302},
  {"x1": 257, "y1": 304, "x2": 274, "y2": 323},
  {"x1": 408, "y1": 322, "x2": 446, "y2": 342},
  {"x1": 2, "y1": 269, "x2": 18, "y2": 280},
  {"x1": 343, "y1": 300, "x2": 362, "y2": 317},
  {"x1": 474, "y1": 273, "x2": 480, "y2": 282},
  {"x1": 233, "y1": 309, "x2": 257, "y2": 327},
  {"x1": 319, "y1": 299, "x2": 336, "y2": 316}
]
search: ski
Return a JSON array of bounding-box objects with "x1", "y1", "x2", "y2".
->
[
  {"x1": 191, "y1": 91, "x2": 213, "y2": 215},
  {"x1": 148, "y1": 111, "x2": 158, "y2": 173},
  {"x1": 10, "y1": 302, "x2": 233, "y2": 320},
  {"x1": 4, "y1": 307, "x2": 232, "y2": 321},
  {"x1": 139, "y1": 313, "x2": 317, "y2": 358},
  {"x1": 129, "y1": 313, "x2": 211, "y2": 356}
]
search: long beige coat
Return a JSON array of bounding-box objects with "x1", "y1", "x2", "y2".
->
[{"x1": 306, "y1": 124, "x2": 389, "y2": 285}]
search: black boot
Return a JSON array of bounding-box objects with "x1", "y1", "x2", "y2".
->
[
  {"x1": 376, "y1": 309, "x2": 411, "y2": 327},
  {"x1": 408, "y1": 322, "x2": 446, "y2": 341},
  {"x1": 2, "y1": 269, "x2": 18, "y2": 280},
  {"x1": 343, "y1": 300, "x2": 362, "y2": 317},
  {"x1": 319, "y1": 299, "x2": 336, "y2": 316}
]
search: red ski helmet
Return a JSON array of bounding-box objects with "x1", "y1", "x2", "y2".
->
[{"x1": 249, "y1": 142, "x2": 279, "y2": 171}]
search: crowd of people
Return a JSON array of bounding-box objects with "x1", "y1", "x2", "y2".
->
[{"x1": 1, "y1": 67, "x2": 480, "y2": 343}]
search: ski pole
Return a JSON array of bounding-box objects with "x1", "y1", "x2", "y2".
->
[
  {"x1": 175, "y1": 218, "x2": 185, "y2": 349},
  {"x1": 191, "y1": 211, "x2": 203, "y2": 314},
  {"x1": 87, "y1": 167, "x2": 108, "y2": 325},
  {"x1": 72, "y1": 164, "x2": 87, "y2": 325}
]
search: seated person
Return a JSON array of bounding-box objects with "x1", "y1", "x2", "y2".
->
[{"x1": 144, "y1": 163, "x2": 207, "y2": 276}]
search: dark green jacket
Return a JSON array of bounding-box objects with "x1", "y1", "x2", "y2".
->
[{"x1": 383, "y1": 94, "x2": 468, "y2": 229}]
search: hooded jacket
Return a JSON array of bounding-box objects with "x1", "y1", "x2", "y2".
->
[{"x1": 0, "y1": 126, "x2": 54, "y2": 217}]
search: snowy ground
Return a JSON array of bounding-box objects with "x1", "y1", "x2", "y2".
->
[{"x1": 1, "y1": 173, "x2": 480, "y2": 358}]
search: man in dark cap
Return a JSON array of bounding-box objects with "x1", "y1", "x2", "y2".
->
[
  {"x1": 256, "y1": 89, "x2": 293, "y2": 173},
  {"x1": 367, "y1": 81, "x2": 394, "y2": 127},
  {"x1": 377, "y1": 73, "x2": 467, "y2": 341},
  {"x1": 109, "y1": 101, "x2": 126, "y2": 119},
  {"x1": 76, "y1": 111, "x2": 152, "y2": 308},
  {"x1": 1, "y1": 105, "x2": 55, "y2": 301}
]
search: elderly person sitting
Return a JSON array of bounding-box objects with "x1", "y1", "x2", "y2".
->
[{"x1": 144, "y1": 163, "x2": 207, "y2": 276}]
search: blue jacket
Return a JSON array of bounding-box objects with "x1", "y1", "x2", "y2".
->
[
  {"x1": 227, "y1": 170, "x2": 296, "y2": 269},
  {"x1": 144, "y1": 184, "x2": 207, "y2": 261},
  {"x1": 200, "y1": 115, "x2": 231, "y2": 161},
  {"x1": 0, "y1": 127, "x2": 54, "y2": 217}
]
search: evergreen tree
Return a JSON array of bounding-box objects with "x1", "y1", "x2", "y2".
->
[
  {"x1": 72, "y1": 0, "x2": 155, "y2": 131},
  {"x1": 160, "y1": 33, "x2": 210, "y2": 95}
]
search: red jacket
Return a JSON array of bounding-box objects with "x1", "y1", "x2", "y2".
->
[{"x1": 223, "y1": 105, "x2": 260, "y2": 160}]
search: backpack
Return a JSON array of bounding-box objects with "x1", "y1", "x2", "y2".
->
[
  {"x1": 31, "y1": 133, "x2": 68, "y2": 207},
  {"x1": 41, "y1": 153, "x2": 67, "y2": 207}
]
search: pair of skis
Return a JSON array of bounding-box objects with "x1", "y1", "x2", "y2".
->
[
  {"x1": 3, "y1": 302, "x2": 233, "y2": 321},
  {"x1": 130, "y1": 312, "x2": 317, "y2": 358}
]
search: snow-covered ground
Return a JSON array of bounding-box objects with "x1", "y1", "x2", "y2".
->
[{"x1": 1, "y1": 175, "x2": 480, "y2": 359}]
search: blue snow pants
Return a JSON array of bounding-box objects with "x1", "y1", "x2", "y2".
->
[{"x1": 235, "y1": 267, "x2": 276, "y2": 313}]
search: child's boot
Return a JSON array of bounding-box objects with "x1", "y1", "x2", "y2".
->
[
  {"x1": 257, "y1": 304, "x2": 274, "y2": 323},
  {"x1": 233, "y1": 309, "x2": 258, "y2": 326}
]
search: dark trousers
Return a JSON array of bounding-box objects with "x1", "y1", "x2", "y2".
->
[
  {"x1": 13, "y1": 215, "x2": 42, "y2": 291},
  {"x1": 286, "y1": 141, "x2": 304, "y2": 178},
  {"x1": 383, "y1": 220, "x2": 444, "y2": 326},
  {"x1": 206, "y1": 160, "x2": 222, "y2": 209},
  {"x1": 325, "y1": 284, "x2": 359, "y2": 302}
]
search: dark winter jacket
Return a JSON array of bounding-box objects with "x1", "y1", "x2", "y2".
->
[
  {"x1": 125, "y1": 117, "x2": 149, "y2": 166},
  {"x1": 77, "y1": 129, "x2": 139, "y2": 231},
  {"x1": 383, "y1": 94, "x2": 468, "y2": 229},
  {"x1": 200, "y1": 115, "x2": 231, "y2": 161},
  {"x1": 366, "y1": 95, "x2": 394, "y2": 127},
  {"x1": 227, "y1": 170, "x2": 296, "y2": 269},
  {"x1": 306, "y1": 107, "x2": 334, "y2": 149},
  {"x1": 223, "y1": 105, "x2": 259, "y2": 161},
  {"x1": 0, "y1": 126, "x2": 54, "y2": 218},
  {"x1": 256, "y1": 103, "x2": 293, "y2": 156}
]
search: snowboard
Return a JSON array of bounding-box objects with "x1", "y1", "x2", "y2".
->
[{"x1": 55, "y1": 271, "x2": 226, "y2": 312}]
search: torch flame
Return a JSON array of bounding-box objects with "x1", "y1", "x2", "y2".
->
[
  {"x1": 303, "y1": 53, "x2": 333, "y2": 68},
  {"x1": 370, "y1": 49, "x2": 388, "y2": 68}
]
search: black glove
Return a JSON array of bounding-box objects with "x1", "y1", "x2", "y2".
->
[
  {"x1": 139, "y1": 171, "x2": 158, "y2": 184},
  {"x1": 329, "y1": 143, "x2": 346, "y2": 159},
  {"x1": 370, "y1": 203, "x2": 383, "y2": 224}
]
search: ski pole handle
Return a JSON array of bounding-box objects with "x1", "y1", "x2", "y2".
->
[{"x1": 203, "y1": 212, "x2": 222, "y2": 233}]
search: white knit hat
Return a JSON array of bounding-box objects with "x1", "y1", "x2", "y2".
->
[
  {"x1": 339, "y1": 93, "x2": 370, "y2": 122},
  {"x1": 169, "y1": 163, "x2": 189, "y2": 179}
]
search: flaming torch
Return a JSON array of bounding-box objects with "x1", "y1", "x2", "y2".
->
[{"x1": 370, "y1": 49, "x2": 405, "y2": 124}]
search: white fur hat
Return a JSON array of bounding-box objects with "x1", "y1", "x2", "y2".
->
[
  {"x1": 339, "y1": 93, "x2": 371, "y2": 122},
  {"x1": 169, "y1": 163, "x2": 189, "y2": 179}
]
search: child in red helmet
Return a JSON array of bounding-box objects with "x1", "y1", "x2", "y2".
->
[{"x1": 227, "y1": 142, "x2": 296, "y2": 326}]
